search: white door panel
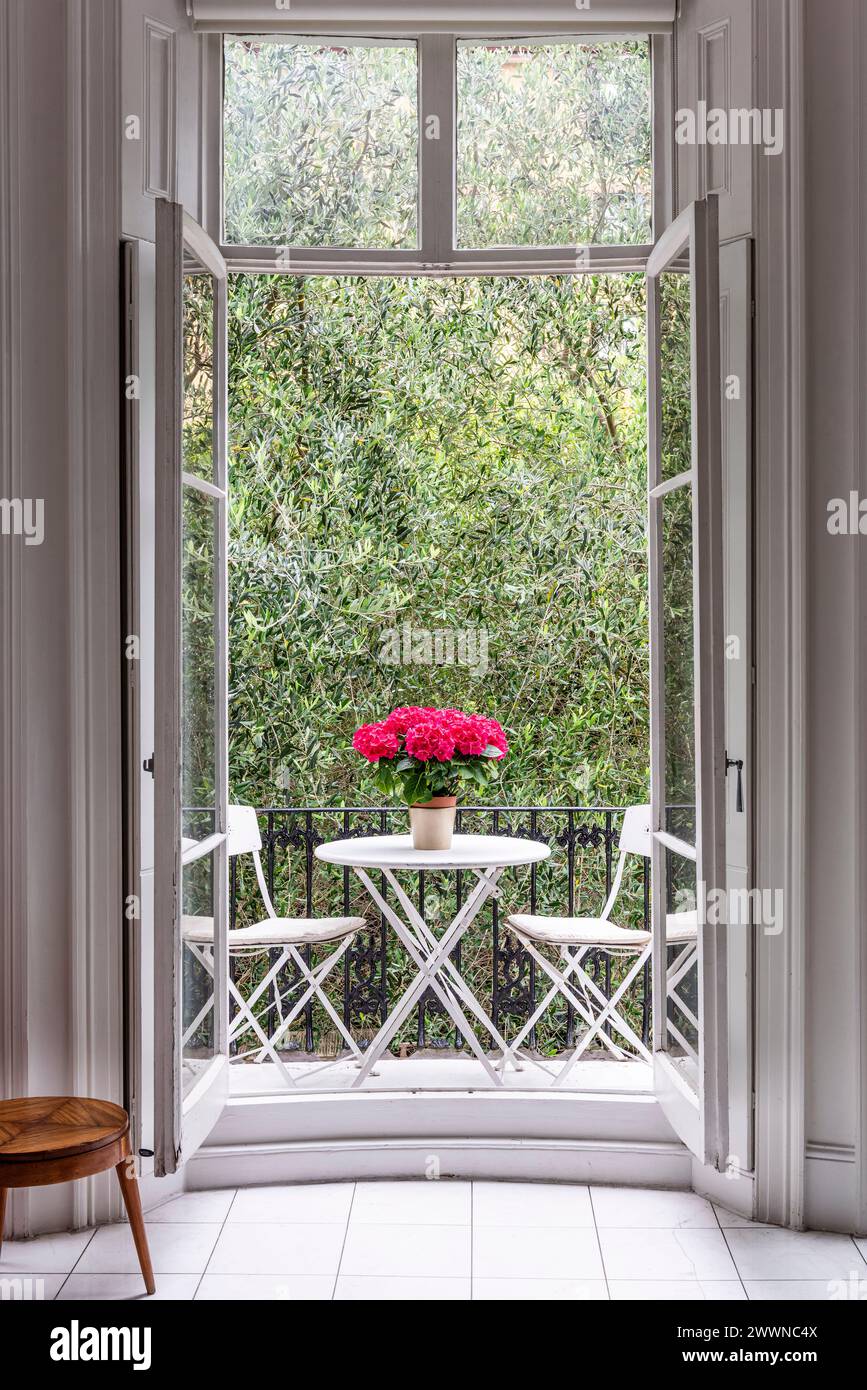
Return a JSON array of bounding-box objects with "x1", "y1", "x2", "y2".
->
[
  {"x1": 647, "y1": 196, "x2": 728, "y2": 1169},
  {"x1": 154, "y1": 200, "x2": 229, "y2": 1175}
]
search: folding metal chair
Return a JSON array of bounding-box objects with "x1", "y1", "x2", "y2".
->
[
  {"x1": 182, "y1": 805, "x2": 366, "y2": 1087},
  {"x1": 503, "y1": 804, "x2": 655, "y2": 1085}
]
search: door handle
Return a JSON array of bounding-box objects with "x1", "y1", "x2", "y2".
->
[{"x1": 725, "y1": 754, "x2": 744, "y2": 812}]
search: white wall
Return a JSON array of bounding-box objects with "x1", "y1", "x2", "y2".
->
[
  {"x1": 800, "y1": 0, "x2": 867, "y2": 1233},
  {"x1": 0, "y1": 0, "x2": 123, "y2": 1235}
]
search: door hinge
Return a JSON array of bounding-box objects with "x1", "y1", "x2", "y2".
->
[{"x1": 143, "y1": 753, "x2": 155, "y2": 776}]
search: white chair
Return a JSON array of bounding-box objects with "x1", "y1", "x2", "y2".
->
[
  {"x1": 503, "y1": 804, "x2": 667, "y2": 1085},
  {"x1": 182, "y1": 805, "x2": 366, "y2": 1087}
]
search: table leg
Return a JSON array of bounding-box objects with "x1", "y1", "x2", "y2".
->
[
  {"x1": 383, "y1": 868, "x2": 529, "y2": 1073},
  {"x1": 351, "y1": 867, "x2": 504, "y2": 1087},
  {"x1": 115, "y1": 1156, "x2": 156, "y2": 1296},
  {"x1": 0, "y1": 1186, "x2": 6, "y2": 1254}
]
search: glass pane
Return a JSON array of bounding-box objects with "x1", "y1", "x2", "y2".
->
[
  {"x1": 663, "y1": 849, "x2": 699, "y2": 1081},
  {"x1": 182, "y1": 487, "x2": 217, "y2": 839},
  {"x1": 661, "y1": 482, "x2": 696, "y2": 847},
  {"x1": 182, "y1": 851, "x2": 216, "y2": 1091},
  {"x1": 223, "y1": 37, "x2": 418, "y2": 248},
  {"x1": 183, "y1": 270, "x2": 215, "y2": 481},
  {"x1": 457, "y1": 39, "x2": 651, "y2": 248},
  {"x1": 658, "y1": 269, "x2": 693, "y2": 481}
]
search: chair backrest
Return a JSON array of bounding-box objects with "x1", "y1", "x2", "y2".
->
[
  {"x1": 618, "y1": 803, "x2": 652, "y2": 858},
  {"x1": 226, "y1": 804, "x2": 263, "y2": 858},
  {"x1": 226, "y1": 804, "x2": 280, "y2": 920},
  {"x1": 598, "y1": 803, "x2": 651, "y2": 922}
]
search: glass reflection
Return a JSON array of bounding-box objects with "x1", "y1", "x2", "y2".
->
[{"x1": 658, "y1": 269, "x2": 692, "y2": 481}]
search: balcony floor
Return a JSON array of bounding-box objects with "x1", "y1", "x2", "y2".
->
[
  {"x1": 228, "y1": 1054, "x2": 653, "y2": 1096},
  {"x1": 4, "y1": 1180, "x2": 861, "y2": 1301}
]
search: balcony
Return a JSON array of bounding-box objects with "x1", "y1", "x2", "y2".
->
[{"x1": 183, "y1": 804, "x2": 653, "y2": 1095}]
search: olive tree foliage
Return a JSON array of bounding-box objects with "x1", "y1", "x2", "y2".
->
[
  {"x1": 222, "y1": 37, "x2": 651, "y2": 252},
  {"x1": 457, "y1": 40, "x2": 652, "y2": 247},
  {"x1": 227, "y1": 272, "x2": 650, "y2": 812},
  {"x1": 223, "y1": 38, "x2": 418, "y2": 248}
]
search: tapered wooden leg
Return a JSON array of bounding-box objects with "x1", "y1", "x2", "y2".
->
[
  {"x1": 115, "y1": 1160, "x2": 155, "y2": 1295},
  {"x1": 0, "y1": 1187, "x2": 6, "y2": 1255}
]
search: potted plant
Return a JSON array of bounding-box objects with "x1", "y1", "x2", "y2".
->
[{"x1": 352, "y1": 706, "x2": 508, "y2": 850}]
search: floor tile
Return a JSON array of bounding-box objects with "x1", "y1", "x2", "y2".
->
[
  {"x1": 0, "y1": 1230, "x2": 93, "y2": 1274},
  {"x1": 351, "y1": 1181, "x2": 470, "y2": 1226},
  {"x1": 713, "y1": 1204, "x2": 772, "y2": 1229},
  {"x1": 725, "y1": 1229, "x2": 867, "y2": 1282},
  {"x1": 473, "y1": 1225, "x2": 604, "y2": 1280},
  {"x1": 744, "y1": 1280, "x2": 859, "y2": 1301},
  {"x1": 196, "y1": 1274, "x2": 334, "y2": 1300},
  {"x1": 609, "y1": 1280, "x2": 746, "y2": 1301},
  {"x1": 335, "y1": 1275, "x2": 470, "y2": 1300},
  {"x1": 145, "y1": 1190, "x2": 236, "y2": 1223},
  {"x1": 229, "y1": 1183, "x2": 354, "y2": 1226},
  {"x1": 76, "y1": 1222, "x2": 220, "y2": 1275},
  {"x1": 0, "y1": 1273, "x2": 67, "y2": 1300},
  {"x1": 598, "y1": 1227, "x2": 738, "y2": 1281},
  {"x1": 340, "y1": 1222, "x2": 471, "y2": 1278},
  {"x1": 473, "y1": 1181, "x2": 593, "y2": 1228},
  {"x1": 592, "y1": 1186, "x2": 717, "y2": 1229},
  {"x1": 207, "y1": 1222, "x2": 345, "y2": 1277},
  {"x1": 473, "y1": 1277, "x2": 608, "y2": 1300},
  {"x1": 57, "y1": 1273, "x2": 201, "y2": 1301}
]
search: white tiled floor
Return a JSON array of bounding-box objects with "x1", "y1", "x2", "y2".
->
[{"x1": 3, "y1": 1182, "x2": 866, "y2": 1301}]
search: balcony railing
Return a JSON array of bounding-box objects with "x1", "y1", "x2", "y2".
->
[{"x1": 224, "y1": 805, "x2": 651, "y2": 1064}]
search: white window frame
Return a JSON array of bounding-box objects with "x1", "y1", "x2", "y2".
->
[{"x1": 215, "y1": 30, "x2": 673, "y2": 276}]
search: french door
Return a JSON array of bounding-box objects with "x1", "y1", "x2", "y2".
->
[
  {"x1": 647, "y1": 197, "x2": 729, "y2": 1168},
  {"x1": 154, "y1": 201, "x2": 229, "y2": 1175}
]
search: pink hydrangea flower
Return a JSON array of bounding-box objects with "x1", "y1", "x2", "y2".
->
[
  {"x1": 383, "y1": 706, "x2": 435, "y2": 736},
  {"x1": 405, "y1": 719, "x2": 457, "y2": 763},
  {"x1": 352, "y1": 721, "x2": 400, "y2": 762}
]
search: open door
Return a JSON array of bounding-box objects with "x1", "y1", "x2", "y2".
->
[
  {"x1": 154, "y1": 201, "x2": 229, "y2": 1175},
  {"x1": 647, "y1": 197, "x2": 728, "y2": 1169}
]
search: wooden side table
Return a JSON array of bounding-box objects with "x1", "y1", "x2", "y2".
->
[{"x1": 0, "y1": 1096, "x2": 155, "y2": 1295}]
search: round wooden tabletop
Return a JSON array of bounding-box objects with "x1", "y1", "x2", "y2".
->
[{"x1": 0, "y1": 1097, "x2": 129, "y2": 1163}]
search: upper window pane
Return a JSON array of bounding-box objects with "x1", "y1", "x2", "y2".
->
[
  {"x1": 223, "y1": 37, "x2": 418, "y2": 248},
  {"x1": 457, "y1": 39, "x2": 651, "y2": 248}
]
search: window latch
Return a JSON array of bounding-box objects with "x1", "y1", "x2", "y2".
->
[
  {"x1": 143, "y1": 754, "x2": 154, "y2": 777},
  {"x1": 725, "y1": 754, "x2": 744, "y2": 812}
]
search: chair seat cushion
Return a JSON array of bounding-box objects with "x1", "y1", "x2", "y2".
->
[
  {"x1": 665, "y1": 911, "x2": 698, "y2": 941},
  {"x1": 508, "y1": 914, "x2": 651, "y2": 948},
  {"x1": 183, "y1": 914, "x2": 365, "y2": 947}
]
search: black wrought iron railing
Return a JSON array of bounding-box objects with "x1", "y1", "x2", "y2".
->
[{"x1": 222, "y1": 805, "x2": 651, "y2": 1062}]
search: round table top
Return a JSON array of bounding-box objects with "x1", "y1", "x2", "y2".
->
[
  {"x1": 315, "y1": 833, "x2": 551, "y2": 871},
  {"x1": 0, "y1": 1096, "x2": 129, "y2": 1162}
]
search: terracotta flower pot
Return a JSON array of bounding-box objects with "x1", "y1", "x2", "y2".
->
[{"x1": 409, "y1": 795, "x2": 457, "y2": 851}]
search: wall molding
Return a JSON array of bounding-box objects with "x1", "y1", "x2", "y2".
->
[
  {"x1": 66, "y1": 0, "x2": 125, "y2": 1229},
  {"x1": 0, "y1": 0, "x2": 30, "y2": 1240},
  {"x1": 751, "y1": 0, "x2": 807, "y2": 1229}
]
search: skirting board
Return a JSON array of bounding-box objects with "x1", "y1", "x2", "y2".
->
[
  {"x1": 805, "y1": 1145, "x2": 862, "y2": 1235},
  {"x1": 185, "y1": 1136, "x2": 692, "y2": 1190}
]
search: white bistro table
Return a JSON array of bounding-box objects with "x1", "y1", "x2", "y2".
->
[{"x1": 314, "y1": 833, "x2": 550, "y2": 1088}]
